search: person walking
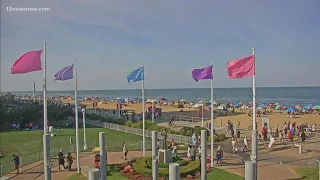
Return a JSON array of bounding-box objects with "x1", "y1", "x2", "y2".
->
[
  {"x1": 58, "y1": 149, "x2": 66, "y2": 171},
  {"x1": 187, "y1": 145, "x2": 191, "y2": 159},
  {"x1": 190, "y1": 146, "x2": 196, "y2": 161},
  {"x1": 231, "y1": 137, "x2": 237, "y2": 153},
  {"x1": 300, "y1": 130, "x2": 306, "y2": 143},
  {"x1": 216, "y1": 146, "x2": 223, "y2": 164},
  {"x1": 122, "y1": 141, "x2": 128, "y2": 160},
  {"x1": 12, "y1": 155, "x2": 20, "y2": 174},
  {"x1": 243, "y1": 136, "x2": 248, "y2": 152},
  {"x1": 66, "y1": 152, "x2": 74, "y2": 171}
]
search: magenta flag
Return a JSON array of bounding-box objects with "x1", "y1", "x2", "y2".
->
[
  {"x1": 227, "y1": 55, "x2": 255, "y2": 79},
  {"x1": 192, "y1": 65, "x2": 213, "y2": 81},
  {"x1": 11, "y1": 50, "x2": 43, "y2": 74}
]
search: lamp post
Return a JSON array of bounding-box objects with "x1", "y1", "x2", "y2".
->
[
  {"x1": 152, "y1": 100, "x2": 155, "y2": 122},
  {"x1": 81, "y1": 108, "x2": 88, "y2": 150}
]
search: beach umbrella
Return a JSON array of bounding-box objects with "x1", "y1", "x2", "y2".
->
[
  {"x1": 284, "y1": 107, "x2": 297, "y2": 113},
  {"x1": 312, "y1": 105, "x2": 320, "y2": 110},
  {"x1": 295, "y1": 104, "x2": 302, "y2": 109}
]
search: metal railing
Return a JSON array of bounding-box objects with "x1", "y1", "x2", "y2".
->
[
  {"x1": 179, "y1": 115, "x2": 209, "y2": 123},
  {"x1": 96, "y1": 122, "x2": 192, "y2": 145}
]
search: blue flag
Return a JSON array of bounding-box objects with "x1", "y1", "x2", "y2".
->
[{"x1": 127, "y1": 66, "x2": 144, "y2": 83}]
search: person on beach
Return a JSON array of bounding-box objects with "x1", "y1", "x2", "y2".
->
[
  {"x1": 66, "y1": 152, "x2": 73, "y2": 171},
  {"x1": 262, "y1": 126, "x2": 268, "y2": 147},
  {"x1": 279, "y1": 130, "x2": 284, "y2": 144},
  {"x1": 243, "y1": 136, "x2": 248, "y2": 152},
  {"x1": 284, "y1": 122, "x2": 288, "y2": 135},
  {"x1": 288, "y1": 131, "x2": 293, "y2": 143},
  {"x1": 216, "y1": 146, "x2": 223, "y2": 164},
  {"x1": 268, "y1": 135, "x2": 275, "y2": 151},
  {"x1": 12, "y1": 155, "x2": 20, "y2": 174},
  {"x1": 122, "y1": 141, "x2": 128, "y2": 160},
  {"x1": 58, "y1": 149, "x2": 66, "y2": 171},
  {"x1": 300, "y1": 130, "x2": 306, "y2": 143}
]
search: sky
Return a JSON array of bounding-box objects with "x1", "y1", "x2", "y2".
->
[{"x1": 1, "y1": 0, "x2": 319, "y2": 92}]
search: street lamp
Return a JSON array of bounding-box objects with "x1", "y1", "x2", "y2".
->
[
  {"x1": 152, "y1": 100, "x2": 155, "y2": 122},
  {"x1": 81, "y1": 108, "x2": 88, "y2": 150}
]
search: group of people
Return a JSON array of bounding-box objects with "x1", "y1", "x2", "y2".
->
[
  {"x1": 58, "y1": 149, "x2": 74, "y2": 171},
  {"x1": 11, "y1": 122, "x2": 39, "y2": 131}
]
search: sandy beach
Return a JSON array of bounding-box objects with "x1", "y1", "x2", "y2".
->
[{"x1": 55, "y1": 98, "x2": 320, "y2": 131}]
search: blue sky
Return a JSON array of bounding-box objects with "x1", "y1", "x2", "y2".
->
[{"x1": 1, "y1": 0, "x2": 319, "y2": 91}]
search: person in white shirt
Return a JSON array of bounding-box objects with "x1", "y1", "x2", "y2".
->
[
  {"x1": 243, "y1": 136, "x2": 248, "y2": 152},
  {"x1": 268, "y1": 135, "x2": 275, "y2": 150},
  {"x1": 231, "y1": 137, "x2": 237, "y2": 153},
  {"x1": 187, "y1": 145, "x2": 191, "y2": 159}
]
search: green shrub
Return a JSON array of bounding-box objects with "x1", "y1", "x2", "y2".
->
[
  {"x1": 133, "y1": 157, "x2": 200, "y2": 178},
  {"x1": 145, "y1": 157, "x2": 187, "y2": 168},
  {"x1": 124, "y1": 120, "x2": 134, "y2": 127}
]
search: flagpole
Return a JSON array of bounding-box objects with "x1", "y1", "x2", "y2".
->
[
  {"x1": 210, "y1": 60, "x2": 214, "y2": 168},
  {"x1": 33, "y1": 81, "x2": 35, "y2": 103},
  {"x1": 43, "y1": 42, "x2": 51, "y2": 180},
  {"x1": 251, "y1": 48, "x2": 258, "y2": 179},
  {"x1": 142, "y1": 63, "x2": 146, "y2": 157},
  {"x1": 74, "y1": 58, "x2": 81, "y2": 173}
]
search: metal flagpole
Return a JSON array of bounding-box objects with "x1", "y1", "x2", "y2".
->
[
  {"x1": 250, "y1": 48, "x2": 258, "y2": 180},
  {"x1": 33, "y1": 81, "x2": 35, "y2": 103},
  {"x1": 82, "y1": 108, "x2": 88, "y2": 150},
  {"x1": 74, "y1": 59, "x2": 80, "y2": 173},
  {"x1": 210, "y1": 60, "x2": 214, "y2": 168},
  {"x1": 43, "y1": 42, "x2": 51, "y2": 180},
  {"x1": 142, "y1": 63, "x2": 146, "y2": 157}
]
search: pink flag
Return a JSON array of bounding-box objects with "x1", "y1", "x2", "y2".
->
[
  {"x1": 11, "y1": 50, "x2": 43, "y2": 74},
  {"x1": 227, "y1": 55, "x2": 255, "y2": 79}
]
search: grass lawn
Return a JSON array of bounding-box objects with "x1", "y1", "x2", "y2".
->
[
  {"x1": 207, "y1": 168, "x2": 244, "y2": 180},
  {"x1": 294, "y1": 167, "x2": 319, "y2": 180},
  {"x1": 0, "y1": 128, "x2": 146, "y2": 165}
]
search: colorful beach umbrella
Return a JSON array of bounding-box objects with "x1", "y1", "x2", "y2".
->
[
  {"x1": 313, "y1": 105, "x2": 320, "y2": 110},
  {"x1": 284, "y1": 107, "x2": 297, "y2": 113}
]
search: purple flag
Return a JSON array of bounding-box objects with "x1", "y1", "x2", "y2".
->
[
  {"x1": 192, "y1": 65, "x2": 213, "y2": 81},
  {"x1": 54, "y1": 64, "x2": 74, "y2": 81}
]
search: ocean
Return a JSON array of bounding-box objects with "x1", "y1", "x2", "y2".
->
[{"x1": 10, "y1": 86, "x2": 320, "y2": 106}]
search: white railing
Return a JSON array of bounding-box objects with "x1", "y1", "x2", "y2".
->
[
  {"x1": 179, "y1": 115, "x2": 208, "y2": 123},
  {"x1": 85, "y1": 120, "x2": 192, "y2": 145}
]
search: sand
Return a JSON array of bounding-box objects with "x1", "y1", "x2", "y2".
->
[{"x1": 59, "y1": 99, "x2": 320, "y2": 130}]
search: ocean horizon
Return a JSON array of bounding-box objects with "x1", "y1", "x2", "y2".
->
[{"x1": 6, "y1": 86, "x2": 320, "y2": 106}]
